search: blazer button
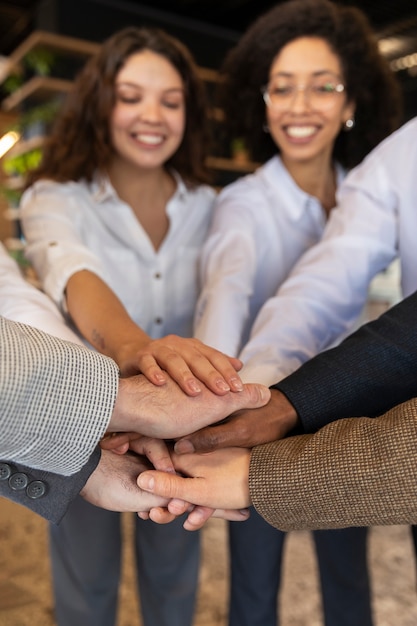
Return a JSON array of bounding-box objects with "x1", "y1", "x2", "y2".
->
[
  {"x1": 9, "y1": 472, "x2": 29, "y2": 491},
  {"x1": 26, "y1": 480, "x2": 47, "y2": 499},
  {"x1": 0, "y1": 463, "x2": 12, "y2": 480}
]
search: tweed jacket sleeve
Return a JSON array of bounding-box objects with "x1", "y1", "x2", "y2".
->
[
  {"x1": 0, "y1": 316, "x2": 119, "y2": 475},
  {"x1": 273, "y1": 290, "x2": 417, "y2": 433},
  {"x1": 249, "y1": 398, "x2": 417, "y2": 531}
]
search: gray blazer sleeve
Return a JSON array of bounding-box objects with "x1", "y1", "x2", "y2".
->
[
  {"x1": 0, "y1": 449, "x2": 101, "y2": 523},
  {"x1": 0, "y1": 316, "x2": 119, "y2": 474}
]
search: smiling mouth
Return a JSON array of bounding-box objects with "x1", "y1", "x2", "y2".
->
[
  {"x1": 285, "y1": 126, "x2": 317, "y2": 139},
  {"x1": 133, "y1": 133, "x2": 164, "y2": 145}
]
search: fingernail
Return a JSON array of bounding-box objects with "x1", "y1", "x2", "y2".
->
[
  {"x1": 230, "y1": 377, "x2": 243, "y2": 391},
  {"x1": 138, "y1": 475, "x2": 154, "y2": 491},
  {"x1": 216, "y1": 379, "x2": 230, "y2": 392},
  {"x1": 188, "y1": 380, "x2": 202, "y2": 394},
  {"x1": 174, "y1": 439, "x2": 195, "y2": 454}
]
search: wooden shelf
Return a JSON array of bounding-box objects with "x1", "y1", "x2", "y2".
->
[
  {"x1": 2, "y1": 76, "x2": 73, "y2": 111},
  {"x1": 0, "y1": 30, "x2": 101, "y2": 83},
  {"x1": 206, "y1": 156, "x2": 259, "y2": 173},
  {"x1": 6, "y1": 135, "x2": 45, "y2": 158}
]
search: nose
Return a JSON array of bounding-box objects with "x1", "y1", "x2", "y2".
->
[
  {"x1": 139, "y1": 97, "x2": 162, "y2": 123},
  {"x1": 289, "y1": 86, "x2": 311, "y2": 113}
]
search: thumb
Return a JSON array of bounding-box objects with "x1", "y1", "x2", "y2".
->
[
  {"x1": 237, "y1": 383, "x2": 270, "y2": 408},
  {"x1": 138, "y1": 470, "x2": 191, "y2": 500}
]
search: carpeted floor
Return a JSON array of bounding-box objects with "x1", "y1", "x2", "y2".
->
[{"x1": 1, "y1": 497, "x2": 417, "y2": 625}]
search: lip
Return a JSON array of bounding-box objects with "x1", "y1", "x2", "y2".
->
[
  {"x1": 130, "y1": 132, "x2": 165, "y2": 147},
  {"x1": 283, "y1": 125, "x2": 319, "y2": 142}
]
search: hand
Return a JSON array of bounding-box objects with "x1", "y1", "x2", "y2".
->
[
  {"x1": 110, "y1": 374, "x2": 271, "y2": 439},
  {"x1": 137, "y1": 447, "x2": 252, "y2": 529},
  {"x1": 100, "y1": 433, "x2": 175, "y2": 473},
  {"x1": 80, "y1": 449, "x2": 174, "y2": 515},
  {"x1": 173, "y1": 388, "x2": 299, "y2": 454},
  {"x1": 141, "y1": 503, "x2": 250, "y2": 530},
  {"x1": 118, "y1": 334, "x2": 244, "y2": 397}
]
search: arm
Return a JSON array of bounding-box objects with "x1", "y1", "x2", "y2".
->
[
  {"x1": 194, "y1": 183, "x2": 259, "y2": 357},
  {"x1": 250, "y1": 398, "x2": 417, "y2": 530},
  {"x1": 138, "y1": 397, "x2": 417, "y2": 531},
  {"x1": 21, "y1": 182, "x2": 242, "y2": 395},
  {"x1": 173, "y1": 288, "x2": 417, "y2": 453},
  {"x1": 238, "y1": 129, "x2": 403, "y2": 386},
  {"x1": 0, "y1": 316, "x2": 118, "y2": 474},
  {"x1": 275, "y1": 289, "x2": 417, "y2": 431}
]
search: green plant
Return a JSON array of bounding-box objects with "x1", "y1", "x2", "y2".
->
[
  {"x1": 0, "y1": 185, "x2": 22, "y2": 207},
  {"x1": 2, "y1": 72, "x2": 24, "y2": 95},
  {"x1": 23, "y1": 47, "x2": 56, "y2": 76},
  {"x1": 2, "y1": 147, "x2": 43, "y2": 177}
]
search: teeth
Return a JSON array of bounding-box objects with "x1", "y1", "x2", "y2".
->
[
  {"x1": 135, "y1": 134, "x2": 163, "y2": 145},
  {"x1": 286, "y1": 126, "x2": 316, "y2": 138}
]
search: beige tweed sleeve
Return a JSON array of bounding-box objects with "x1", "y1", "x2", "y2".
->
[
  {"x1": 0, "y1": 316, "x2": 119, "y2": 475},
  {"x1": 249, "y1": 397, "x2": 417, "y2": 531}
]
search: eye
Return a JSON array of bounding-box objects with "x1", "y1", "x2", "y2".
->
[
  {"x1": 162, "y1": 100, "x2": 183, "y2": 110},
  {"x1": 272, "y1": 85, "x2": 293, "y2": 95}
]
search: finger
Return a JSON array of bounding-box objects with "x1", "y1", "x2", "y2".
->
[
  {"x1": 148, "y1": 506, "x2": 178, "y2": 524},
  {"x1": 136, "y1": 354, "x2": 168, "y2": 386},
  {"x1": 183, "y1": 506, "x2": 214, "y2": 531},
  {"x1": 100, "y1": 432, "x2": 133, "y2": 450},
  {"x1": 167, "y1": 498, "x2": 193, "y2": 516},
  {"x1": 138, "y1": 470, "x2": 201, "y2": 503},
  {"x1": 174, "y1": 422, "x2": 242, "y2": 454},
  {"x1": 131, "y1": 438, "x2": 175, "y2": 473},
  {"x1": 212, "y1": 508, "x2": 250, "y2": 522},
  {"x1": 193, "y1": 349, "x2": 244, "y2": 393}
]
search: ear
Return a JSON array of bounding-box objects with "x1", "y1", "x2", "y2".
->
[{"x1": 342, "y1": 100, "x2": 356, "y2": 125}]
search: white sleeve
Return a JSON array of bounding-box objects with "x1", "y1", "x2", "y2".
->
[
  {"x1": 0, "y1": 243, "x2": 82, "y2": 343},
  {"x1": 194, "y1": 186, "x2": 258, "y2": 356},
  {"x1": 239, "y1": 145, "x2": 399, "y2": 386},
  {"x1": 20, "y1": 181, "x2": 105, "y2": 311},
  {"x1": 0, "y1": 316, "x2": 119, "y2": 475}
]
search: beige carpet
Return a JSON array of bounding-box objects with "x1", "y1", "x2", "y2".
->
[{"x1": 1, "y1": 497, "x2": 417, "y2": 625}]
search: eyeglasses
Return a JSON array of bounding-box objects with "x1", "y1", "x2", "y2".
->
[{"x1": 262, "y1": 75, "x2": 345, "y2": 111}]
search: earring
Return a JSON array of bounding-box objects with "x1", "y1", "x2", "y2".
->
[
  {"x1": 263, "y1": 122, "x2": 270, "y2": 133},
  {"x1": 344, "y1": 117, "x2": 355, "y2": 131}
]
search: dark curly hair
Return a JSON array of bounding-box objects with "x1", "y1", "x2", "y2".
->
[
  {"x1": 218, "y1": 0, "x2": 403, "y2": 168},
  {"x1": 28, "y1": 26, "x2": 211, "y2": 187}
]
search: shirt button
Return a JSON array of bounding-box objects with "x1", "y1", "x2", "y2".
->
[
  {"x1": 0, "y1": 463, "x2": 12, "y2": 480},
  {"x1": 27, "y1": 481, "x2": 47, "y2": 499},
  {"x1": 9, "y1": 472, "x2": 29, "y2": 491},
  {"x1": 155, "y1": 317, "x2": 163, "y2": 325},
  {"x1": 154, "y1": 272, "x2": 161, "y2": 279}
]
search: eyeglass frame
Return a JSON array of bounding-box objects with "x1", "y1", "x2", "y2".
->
[{"x1": 261, "y1": 77, "x2": 346, "y2": 111}]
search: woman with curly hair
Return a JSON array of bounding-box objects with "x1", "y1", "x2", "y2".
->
[
  {"x1": 20, "y1": 26, "x2": 245, "y2": 626},
  {"x1": 193, "y1": 1, "x2": 403, "y2": 624}
]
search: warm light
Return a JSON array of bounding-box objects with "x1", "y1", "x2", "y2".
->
[{"x1": 0, "y1": 130, "x2": 20, "y2": 158}]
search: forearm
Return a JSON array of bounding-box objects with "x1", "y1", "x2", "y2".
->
[
  {"x1": 66, "y1": 270, "x2": 150, "y2": 361},
  {"x1": 0, "y1": 317, "x2": 119, "y2": 474},
  {"x1": 274, "y1": 291, "x2": 417, "y2": 432},
  {"x1": 249, "y1": 397, "x2": 417, "y2": 531}
]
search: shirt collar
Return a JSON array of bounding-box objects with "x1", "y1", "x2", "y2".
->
[{"x1": 262, "y1": 155, "x2": 346, "y2": 219}]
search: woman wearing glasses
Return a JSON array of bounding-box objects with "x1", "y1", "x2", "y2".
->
[{"x1": 193, "y1": 1, "x2": 402, "y2": 624}]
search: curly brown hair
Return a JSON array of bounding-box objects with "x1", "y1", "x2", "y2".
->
[
  {"x1": 28, "y1": 26, "x2": 211, "y2": 187},
  {"x1": 218, "y1": 0, "x2": 403, "y2": 168}
]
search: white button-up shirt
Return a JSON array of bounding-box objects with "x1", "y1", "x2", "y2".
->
[
  {"x1": 194, "y1": 155, "x2": 345, "y2": 358},
  {"x1": 0, "y1": 242, "x2": 82, "y2": 344},
  {"x1": 21, "y1": 173, "x2": 215, "y2": 341},
  {"x1": 240, "y1": 116, "x2": 417, "y2": 385}
]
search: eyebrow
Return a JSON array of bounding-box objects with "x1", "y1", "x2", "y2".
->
[
  {"x1": 115, "y1": 81, "x2": 184, "y2": 94},
  {"x1": 269, "y1": 70, "x2": 341, "y2": 80}
]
